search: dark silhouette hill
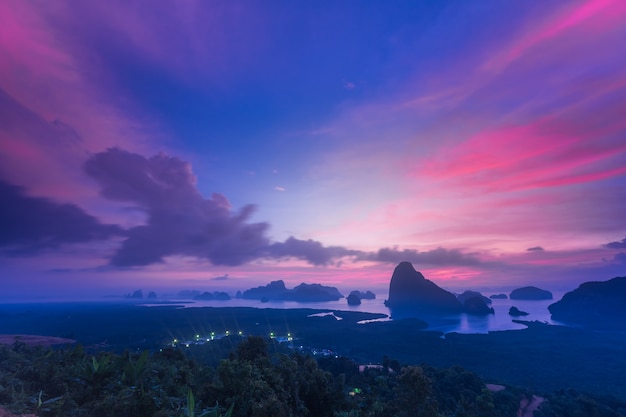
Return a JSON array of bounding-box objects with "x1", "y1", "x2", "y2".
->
[
  {"x1": 462, "y1": 296, "x2": 494, "y2": 315},
  {"x1": 509, "y1": 306, "x2": 529, "y2": 317},
  {"x1": 346, "y1": 290, "x2": 375, "y2": 306},
  {"x1": 240, "y1": 280, "x2": 289, "y2": 300},
  {"x1": 288, "y1": 283, "x2": 343, "y2": 302},
  {"x1": 548, "y1": 276, "x2": 626, "y2": 328},
  {"x1": 349, "y1": 290, "x2": 376, "y2": 300},
  {"x1": 490, "y1": 293, "x2": 507, "y2": 299},
  {"x1": 510, "y1": 286, "x2": 552, "y2": 300},
  {"x1": 385, "y1": 262, "x2": 462, "y2": 315},
  {"x1": 193, "y1": 291, "x2": 231, "y2": 301},
  {"x1": 346, "y1": 293, "x2": 361, "y2": 305},
  {"x1": 457, "y1": 290, "x2": 492, "y2": 305},
  {"x1": 240, "y1": 280, "x2": 343, "y2": 302}
]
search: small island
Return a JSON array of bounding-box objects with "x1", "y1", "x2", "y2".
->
[
  {"x1": 510, "y1": 286, "x2": 553, "y2": 300},
  {"x1": 193, "y1": 291, "x2": 231, "y2": 301},
  {"x1": 457, "y1": 290, "x2": 492, "y2": 305},
  {"x1": 349, "y1": 290, "x2": 376, "y2": 300},
  {"x1": 462, "y1": 296, "x2": 495, "y2": 315},
  {"x1": 346, "y1": 293, "x2": 362, "y2": 305},
  {"x1": 240, "y1": 280, "x2": 343, "y2": 302},
  {"x1": 490, "y1": 293, "x2": 508, "y2": 300},
  {"x1": 509, "y1": 306, "x2": 529, "y2": 317}
]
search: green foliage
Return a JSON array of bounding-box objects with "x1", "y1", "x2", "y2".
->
[
  {"x1": 395, "y1": 366, "x2": 438, "y2": 417},
  {"x1": 535, "y1": 389, "x2": 626, "y2": 417},
  {"x1": 236, "y1": 336, "x2": 269, "y2": 362},
  {"x1": 123, "y1": 349, "x2": 149, "y2": 386},
  {"x1": 185, "y1": 389, "x2": 196, "y2": 417},
  {"x1": 0, "y1": 340, "x2": 623, "y2": 417}
]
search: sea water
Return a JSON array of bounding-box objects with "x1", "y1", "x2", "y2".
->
[{"x1": 156, "y1": 292, "x2": 567, "y2": 334}]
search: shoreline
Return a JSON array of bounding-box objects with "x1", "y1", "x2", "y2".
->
[{"x1": 0, "y1": 334, "x2": 76, "y2": 347}]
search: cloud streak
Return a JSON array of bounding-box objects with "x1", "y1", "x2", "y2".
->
[
  {"x1": 605, "y1": 238, "x2": 626, "y2": 249},
  {"x1": 365, "y1": 247, "x2": 482, "y2": 267},
  {"x1": 527, "y1": 246, "x2": 545, "y2": 252}
]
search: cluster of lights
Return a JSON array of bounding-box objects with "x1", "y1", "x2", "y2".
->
[{"x1": 170, "y1": 331, "x2": 294, "y2": 348}]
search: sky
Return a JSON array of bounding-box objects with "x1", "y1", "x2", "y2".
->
[{"x1": 1, "y1": 0, "x2": 626, "y2": 300}]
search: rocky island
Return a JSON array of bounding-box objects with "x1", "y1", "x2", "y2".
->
[
  {"x1": 345, "y1": 290, "x2": 376, "y2": 306},
  {"x1": 349, "y1": 290, "x2": 376, "y2": 300},
  {"x1": 509, "y1": 306, "x2": 529, "y2": 317},
  {"x1": 346, "y1": 293, "x2": 361, "y2": 305},
  {"x1": 385, "y1": 262, "x2": 463, "y2": 316},
  {"x1": 240, "y1": 280, "x2": 343, "y2": 302},
  {"x1": 193, "y1": 291, "x2": 231, "y2": 301},
  {"x1": 490, "y1": 293, "x2": 508, "y2": 299},
  {"x1": 510, "y1": 286, "x2": 553, "y2": 300},
  {"x1": 457, "y1": 290, "x2": 492, "y2": 305}
]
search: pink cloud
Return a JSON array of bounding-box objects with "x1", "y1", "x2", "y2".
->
[
  {"x1": 0, "y1": 1, "x2": 273, "y2": 208},
  {"x1": 417, "y1": 104, "x2": 626, "y2": 193},
  {"x1": 483, "y1": 0, "x2": 626, "y2": 73},
  {"x1": 0, "y1": 1, "x2": 184, "y2": 220}
]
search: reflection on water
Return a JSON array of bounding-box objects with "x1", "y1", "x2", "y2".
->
[
  {"x1": 158, "y1": 292, "x2": 565, "y2": 334},
  {"x1": 424, "y1": 297, "x2": 563, "y2": 334}
]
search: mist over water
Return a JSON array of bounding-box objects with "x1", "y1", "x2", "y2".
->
[{"x1": 151, "y1": 291, "x2": 566, "y2": 334}]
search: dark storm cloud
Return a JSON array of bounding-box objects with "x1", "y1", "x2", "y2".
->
[
  {"x1": 366, "y1": 247, "x2": 482, "y2": 266},
  {"x1": 527, "y1": 246, "x2": 544, "y2": 252},
  {"x1": 605, "y1": 238, "x2": 626, "y2": 249},
  {"x1": 0, "y1": 180, "x2": 122, "y2": 254},
  {"x1": 84, "y1": 148, "x2": 271, "y2": 266},
  {"x1": 267, "y1": 236, "x2": 364, "y2": 266}
]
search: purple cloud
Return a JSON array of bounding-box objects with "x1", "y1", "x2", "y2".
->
[
  {"x1": 84, "y1": 148, "x2": 271, "y2": 266},
  {"x1": 527, "y1": 246, "x2": 545, "y2": 252},
  {"x1": 83, "y1": 149, "x2": 492, "y2": 269},
  {"x1": 0, "y1": 180, "x2": 122, "y2": 254},
  {"x1": 367, "y1": 247, "x2": 482, "y2": 267},
  {"x1": 605, "y1": 238, "x2": 626, "y2": 249},
  {"x1": 267, "y1": 236, "x2": 363, "y2": 266}
]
